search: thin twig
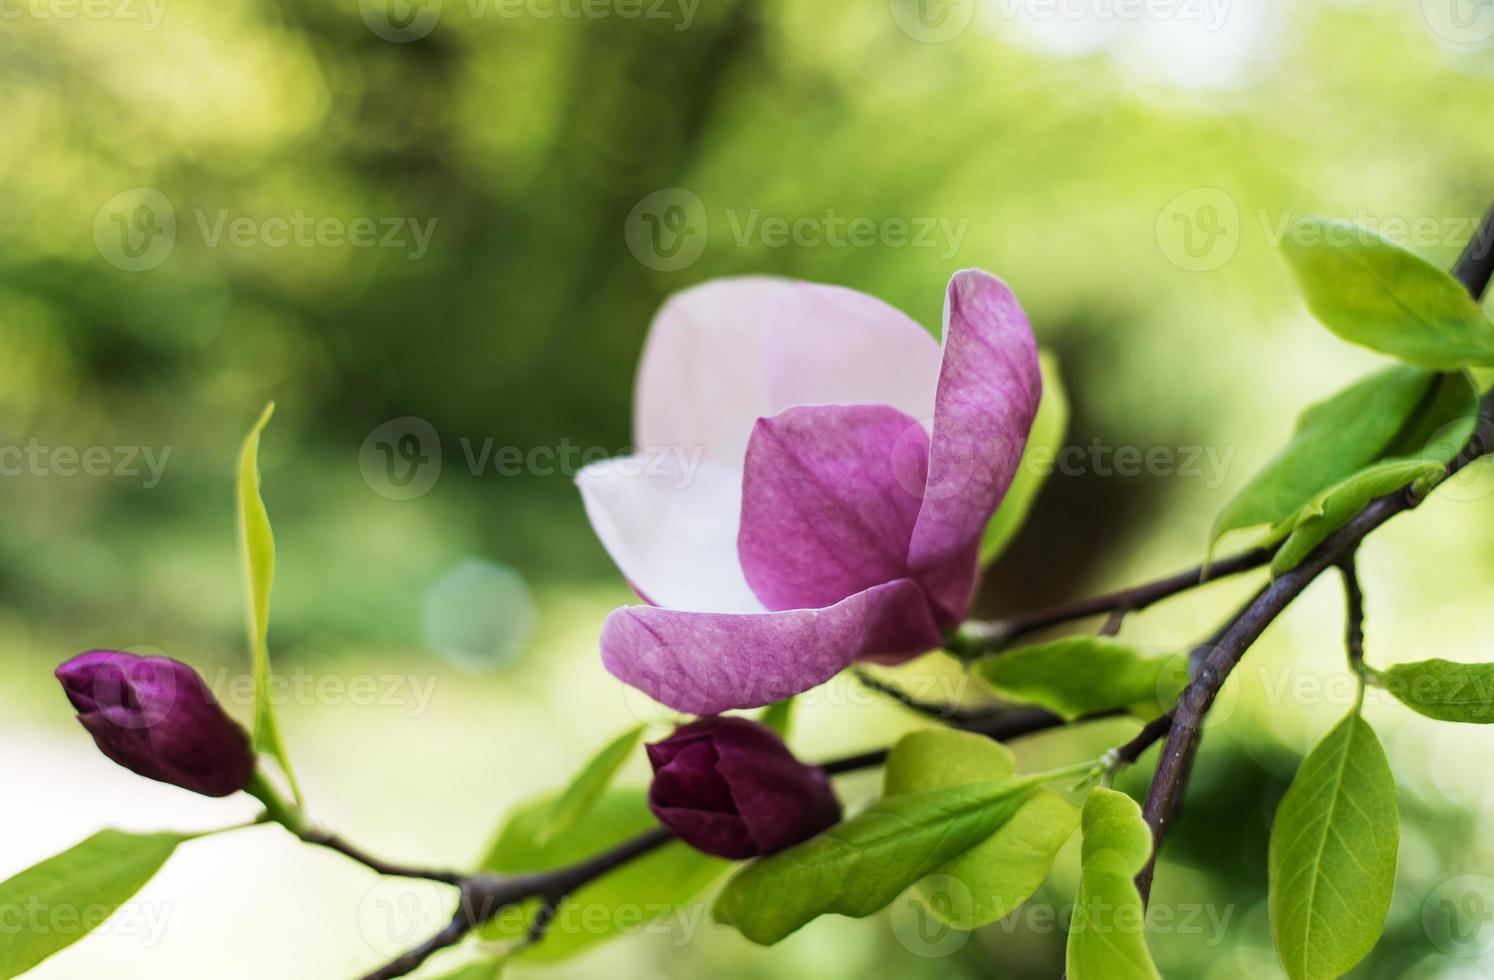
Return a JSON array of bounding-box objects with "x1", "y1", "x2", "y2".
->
[
  {"x1": 1339, "y1": 556, "x2": 1366, "y2": 670},
  {"x1": 950, "y1": 547, "x2": 1272, "y2": 656},
  {"x1": 851, "y1": 667, "x2": 1001, "y2": 723},
  {"x1": 299, "y1": 829, "x2": 466, "y2": 886},
  {"x1": 1113, "y1": 713, "x2": 1173, "y2": 767}
]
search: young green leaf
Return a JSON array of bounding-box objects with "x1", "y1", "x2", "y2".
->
[
  {"x1": 1281, "y1": 216, "x2": 1494, "y2": 370},
  {"x1": 1268, "y1": 712, "x2": 1399, "y2": 980},
  {"x1": 539, "y1": 726, "x2": 643, "y2": 844},
  {"x1": 1269, "y1": 459, "x2": 1445, "y2": 575},
  {"x1": 1376, "y1": 659, "x2": 1494, "y2": 723},
  {"x1": 479, "y1": 788, "x2": 725, "y2": 961},
  {"x1": 1379, "y1": 369, "x2": 1480, "y2": 464},
  {"x1": 977, "y1": 637, "x2": 1173, "y2": 720},
  {"x1": 236, "y1": 402, "x2": 299, "y2": 802},
  {"x1": 883, "y1": 729, "x2": 1078, "y2": 928},
  {"x1": 981, "y1": 350, "x2": 1069, "y2": 564},
  {"x1": 428, "y1": 962, "x2": 505, "y2": 980},
  {"x1": 0, "y1": 830, "x2": 195, "y2": 978},
  {"x1": 1211, "y1": 366, "x2": 1445, "y2": 548},
  {"x1": 1066, "y1": 787, "x2": 1160, "y2": 980},
  {"x1": 713, "y1": 775, "x2": 1039, "y2": 945}
]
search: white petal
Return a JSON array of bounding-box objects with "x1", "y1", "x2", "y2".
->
[
  {"x1": 576, "y1": 455, "x2": 763, "y2": 614},
  {"x1": 635, "y1": 277, "x2": 942, "y2": 467}
]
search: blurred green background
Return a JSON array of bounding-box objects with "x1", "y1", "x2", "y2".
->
[{"x1": 4, "y1": 0, "x2": 1494, "y2": 977}]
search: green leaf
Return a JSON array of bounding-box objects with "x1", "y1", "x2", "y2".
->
[
  {"x1": 1269, "y1": 459, "x2": 1444, "y2": 575},
  {"x1": 0, "y1": 830, "x2": 194, "y2": 978},
  {"x1": 1375, "y1": 659, "x2": 1494, "y2": 723},
  {"x1": 883, "y1": 730, "x2": 1078, "y2": 928},
  {"x1": 1268, "y1": 711, "x2": 1399, "y2": 980},
  {"x1": 981, "y1": 350, "x2": 1069, "y2": 564},
  {"x1": 539, "y1": 726, "x2": 643, "y2": 844},
  {"x1": 1065, "y1": 788, "x2": 1160, "y2": 980},
  {"x1": 236, "y1": 402, "x2": 299, "y2": 802},
  {"x1": 1211, "y1": 366, "x2": 1447, "y2": 548},
  {"x1": 977, "y1": 637, "x2": 1172, "y2": 720},
  {"x1": 1280, "y1": 216, "x2": 1494, "y2": 370},
  {"x1": 758, "y1": 699, "x2": 794, "y2": 738},
  {"x1": 713, "y1": 775, "x2": 1040, "y2": 945},
  {"x1": 1379, "y1": 369, "x2": 1480, "y2": 463},
  {"x1": 428, "y1": 960, "x2": 505, "y2": 980},
  {"x1": 478, "y1": 788, "x2": 725, "y2": 961}
]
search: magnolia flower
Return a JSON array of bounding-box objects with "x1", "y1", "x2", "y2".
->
[
  {"x1": 577, "y1": 270, "x2": 1040, "y2": 714},
  {"x1": 646, "y1": 715, "x2": 840, "y2": 859}
]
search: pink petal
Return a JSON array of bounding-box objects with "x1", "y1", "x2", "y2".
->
[
  {"x1": 907, "y1": 271, "x2": 1041, "y2": 622},
  {"x1": 576, "y1": 455, "x2": 763, "y2": 614},
  {"x1": 738, "y1": 404, "x2": 929, "y2": 612},
  {"x1": 600, "y1": 578, "x2": 943, "y2": 714},
  {"x1": 635, "y1": 278, "x2": 942, "y2": 467}
]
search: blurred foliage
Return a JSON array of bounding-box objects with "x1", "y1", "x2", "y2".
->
[{"x1": 4, "y1": 0, "x2": 1494, "y2": 977}]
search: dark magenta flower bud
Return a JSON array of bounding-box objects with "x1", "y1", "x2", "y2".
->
[
  {"x1": 646, "y1": 715, "x2": 840, "y2": 859},
  {"x1": 56, "y1": 650, "x2": 255, "y2": 798}
]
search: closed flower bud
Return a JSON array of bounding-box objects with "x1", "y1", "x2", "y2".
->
[
  {"x1": 646, "y1": 716, "x2": 840, "y2": 859},
  {"x1": 56, "y1": 650, "x2": 255, "y2": 798}
]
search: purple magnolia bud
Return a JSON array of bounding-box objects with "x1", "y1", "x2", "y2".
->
[
  {"x1": 56, "y1": 650, "x2": 255, "y2": 798},
  {"x1": 646, "y1": 716, "x2": 840, "y2": 859}
]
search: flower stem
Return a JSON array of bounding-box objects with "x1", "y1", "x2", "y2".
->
[{"x1": 244, "y1": 768, "x2": 309, "y2": 836}]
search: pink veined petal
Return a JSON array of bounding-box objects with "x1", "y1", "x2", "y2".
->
[
  {"x1": 635, "y1": 278, "x2": 942, "y2": 467},
  {"x1": 907, "y1": 270, "x2": 1042, "y2": 623},
  {"x1": 599, "y1": 578, "x2": 943, "y2": 714},
  {"x1": 738, "y1": 404, "x2": 929, "y2": 612},
  {"x1": 576, "y1": 455, "x2": 763, "y2": 614}
]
